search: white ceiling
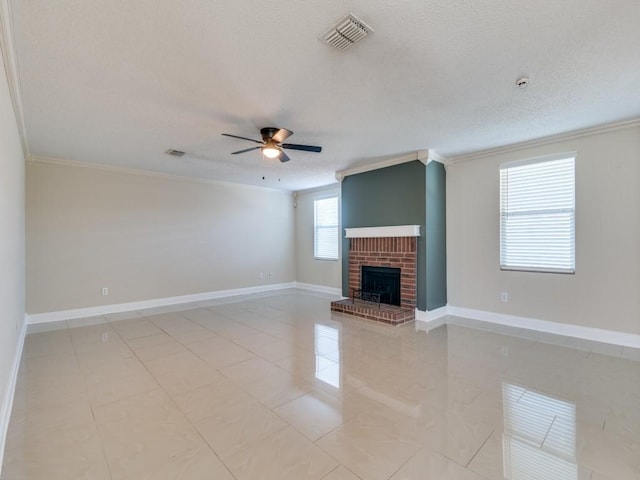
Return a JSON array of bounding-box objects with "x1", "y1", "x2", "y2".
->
[{"x1": 11, "y1": 0, "x2": 640, "y2": 191}]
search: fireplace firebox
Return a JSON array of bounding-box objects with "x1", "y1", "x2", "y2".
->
[{"x1": 361, "y1": 266, "x2": 401, "y2": 306}]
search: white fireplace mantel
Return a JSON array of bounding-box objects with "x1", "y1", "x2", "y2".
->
[{"x1": 344, "y1": 225, "x2": 421, "y2": 238}]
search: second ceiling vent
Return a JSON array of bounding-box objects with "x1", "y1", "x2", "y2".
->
[{"x1": 322, "y1": 14, "x2": 373, "y2": 51}]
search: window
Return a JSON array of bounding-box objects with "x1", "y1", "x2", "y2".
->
[
  {"x1": 500, "y1": 155, "x2": 575, "y2": 273},
  {"x1": 314, "y1": 196, "x2": 339, "y2": 260}
]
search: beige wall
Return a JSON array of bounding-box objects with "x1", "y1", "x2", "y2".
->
[
  {"x1": 294, "y1": 185, "x2": 342, "y2": 290},
  {"x1": 0, "y1": 46, "x2": 26, "y2": 450},
  {"x1": 26, "y1": 161, "x2": 295, "y2": 313},
  {"x1": 447, "y1": 125, "x2": 640, "y2": 335}
]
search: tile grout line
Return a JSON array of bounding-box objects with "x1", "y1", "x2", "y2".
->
[
  {"x1": 465, "y1": 428, "x2": 496, "y2": 468},
  {"x1": 68, "y1": 320, "x2": 115, "y2": 480},
  {"x1": 13, "y1": 293, "x2": 639, "y2": 479},
  {"x1": 109, "y1": 315, "x2": 241, "y2": 480},
  {"x1": 121, "y1": 303, "x2": 341, "y2": 475},
  {"x1": 539, "y1": 415, "x2": 558, "y2": 447},
  {"x1": 383, "y1": 444, "x2": 422, "y2": 480}
]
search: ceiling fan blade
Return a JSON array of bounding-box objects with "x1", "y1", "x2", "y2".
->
[
  {"x1": 231, "y1": 146, "x2": 261, "y2": 154},
  {"x1": 221, "y1": 133, "x2": 263, "y2": 144},
  {"x1": 272, "y1": 128, "x2": 293, "y2": 143},
  {"x1": 278, "y1": 151, "x2": 291, "y2": 163},
  {"x1": 281, "y1": 143, "x2": 322, "y2": 153}
]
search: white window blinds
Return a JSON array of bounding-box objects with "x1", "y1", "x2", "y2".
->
[
  {"x1": 314, "y1": 196, "x2": 339, "y2": 260},
  {"x1": 500, "y1": 156, "x2": 575, "y2": 273}
]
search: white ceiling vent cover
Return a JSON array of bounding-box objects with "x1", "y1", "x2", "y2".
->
[{"x1": 322, "y1": 14, "x2": 373, "y2": 51}]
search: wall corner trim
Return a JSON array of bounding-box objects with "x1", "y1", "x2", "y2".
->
[
  {"x1": 415, "y1": 306, "x2": 448, "y2": 331},
  {"x1": 0, "y1": 318, "x2": 27, "y2": 474},
  {"x1": 416, "y1": 150, "x2": 429, "y2": 165},
  {"x1": 425, "y1": 150, "x2": 448, "y2": 165}
]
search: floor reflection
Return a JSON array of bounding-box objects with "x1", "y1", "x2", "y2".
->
[
  {"x1": 5, "y1": 291, "x2": 640, "y2": 480},
  {"x1": 315, "y1": 324, "x2": 340, "y2": 389},
  {"x1": 503, "y1": 382, "x2": 577, "y2": 479}
]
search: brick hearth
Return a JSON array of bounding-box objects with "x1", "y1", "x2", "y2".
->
[
  {"x1": 330, "y1": 299, "x2": 415, "y2": 325},
  {"x1": 332, "y1": 235, "x2": 417, "y2": 325}
]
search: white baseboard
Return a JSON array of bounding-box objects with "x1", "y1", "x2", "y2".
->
[
  {"x1": 294, "y1": 282, "x2": 343, "y2": 297},
  {"x1": 447, "y1": 306, "x2": 640, "y2": 349},
  {"x1": 413, "y1": 305, "x2": 640, "y2": 348},
  {"x1": 415, "y1": 306, "x2": 448, "y2": 331},
  {"x1": 25, "y1": 287, "x2": 640, "y2": 348},
  {"x1": 27, "y1": 282, "x2": 297, "y2": 324},
  {"x1": 0, "y1": 317, "x2": 27, "y2": 474}
]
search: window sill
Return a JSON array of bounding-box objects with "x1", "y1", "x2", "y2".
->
[{"x1": 500, "y1": 266, "x2": 575, "y2": 274}]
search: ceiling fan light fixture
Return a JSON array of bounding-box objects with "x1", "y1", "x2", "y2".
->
[{"x1": 262, "y1": 145, "x2": 280, "y2": 158}]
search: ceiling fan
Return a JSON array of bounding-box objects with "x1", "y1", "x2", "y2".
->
[{"x1": 222, "y1": 127, "x2": 322, "y2": 163}]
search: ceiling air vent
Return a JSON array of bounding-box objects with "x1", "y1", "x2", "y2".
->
[
  {"x1": 165, "y1": 148, "x2": 186, "y2": 157},
  {"x1": 322, "y1": 14, "x2": 373, "y2": 51}
]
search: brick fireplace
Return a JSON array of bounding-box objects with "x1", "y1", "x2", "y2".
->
[{"x1": 331, "y1": 225, "x2": 419, "y2": 325}]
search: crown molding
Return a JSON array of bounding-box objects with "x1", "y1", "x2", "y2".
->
[
  {"x1": 27, "y1": 155, "x2": 291, "y2": 194},
  {"x1": 448, "y1": 117, "x2": 640, "y2": 164},
  {"x1": 294, "y1": 182, "x2": 341, "y2": 196},
  {"x1": 335, "y1": 149, "x2": 447, "y2": 181},
  {"x1": 335, "y1": 152, "x2": 418, "y2": 181},
  {"x1": 0, "y1": 0, "x2": 29, "y2": 157},
  {"x1": 425, "y1": 150, "x2": 447, "y2": 165}
]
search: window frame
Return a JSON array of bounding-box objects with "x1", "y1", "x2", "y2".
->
[
  {"x1": 499, "y1": 152, "x2": 576, "y2": 274},
  {"x1": 313, "y1": 194, "x2": 340, "y2": 261}
]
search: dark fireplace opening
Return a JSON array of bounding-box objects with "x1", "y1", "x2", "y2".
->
[{"x1": 361, "y1": 266, "x2": 401, "y2": 306}]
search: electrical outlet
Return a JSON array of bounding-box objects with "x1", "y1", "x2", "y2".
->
[
  {"x1": 101, "y1": 287, "x2": 109, "y2": 296},
  {"x1": 269, "y1": 272, "x2": 274, "y2": 279},
  {"x1": 500, "y1": 292, "x2": 508, "y2": 302}
]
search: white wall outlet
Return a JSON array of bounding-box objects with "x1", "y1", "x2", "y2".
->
[
  {"x1": 259, "y1": 272, "x2": 264, "y2": 280},
  {"x1": 500, "y1": 292, "x2": 508, "y2": 302},
  {"x1": 269, "y1": 272, "x2": 274, "y2": 279},
  {"x1": 101, "y1": 287, "x2": 109, "y2": 296}
]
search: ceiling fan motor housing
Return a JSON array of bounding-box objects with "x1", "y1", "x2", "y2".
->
[{"x1": 261, "y1": 127, "x2": 293, "y2": 143}]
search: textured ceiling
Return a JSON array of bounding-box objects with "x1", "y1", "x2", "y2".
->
[{"x1": 11, "y1": 0, "x2": 640, "y2": 190}]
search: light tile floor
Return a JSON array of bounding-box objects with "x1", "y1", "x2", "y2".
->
[{"x1": 2, "y1": 290, "x2": 640, "y2": 479}]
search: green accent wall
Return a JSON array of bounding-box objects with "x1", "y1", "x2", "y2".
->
[
  {"x1": 341, "y1": 161, "x2": 427, "y2": 310},
  {"x1": 341, "y1": 159, "x2": 447, "y2": 312},
  {"x1": 426, "y1": 161, "x2": 447, "y2": 309}
]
